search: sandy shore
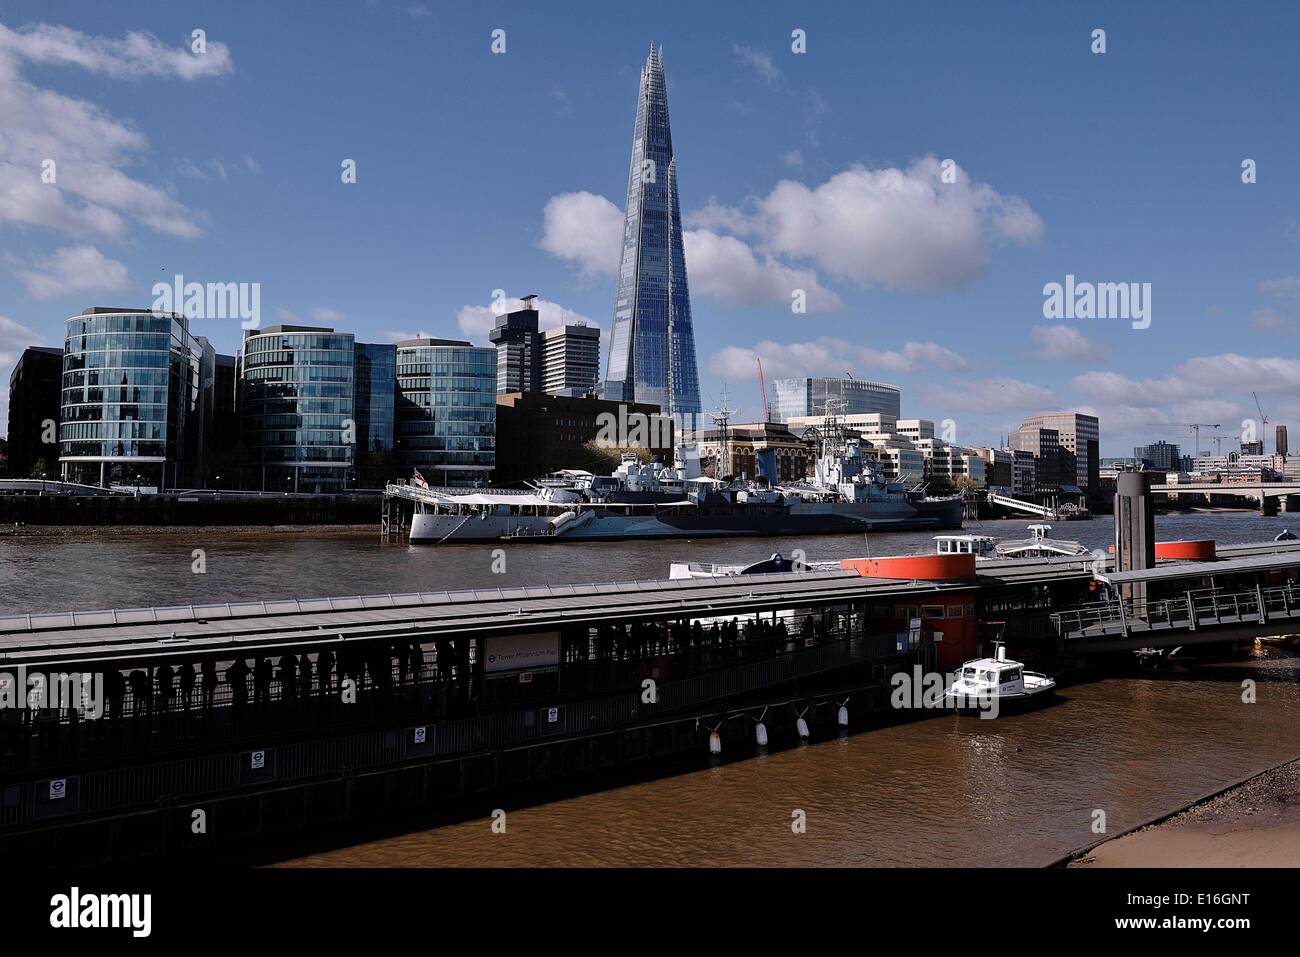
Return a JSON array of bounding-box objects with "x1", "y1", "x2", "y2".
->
[{"x1": 1071, "y1": 758, "x2": 1300, "y2": 867}]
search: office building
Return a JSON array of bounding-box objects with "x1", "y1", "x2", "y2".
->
[
  {"x1": 1133, "y1": 440, "x2": 1180, "y2": 472},
  {"x1": 59, "y1": 308, "x2": 211, "y2": 491},
  {"x1": 489, "y1": 295, "x2": 544, "y2": 395},
  {"x1": 1277, "y1": 425, "x2": 1289, "y2": 459},
  {"x1": 240, "y1": 325, "x2": 356, "y2": 493},
  {"x1": 772, "y1": 376, "x2": 902, "y2": 423},
  {"x1": 6, "y1": 346, "x2": 62, "y2": 479},
  {"x1": 494, "y1": 393, "x2": 669, "y2": 485},
  {"x1": 353, "y1": 342, "x2": 397, "y2": 485},
  {"x1": 542, "y1": 323, "x2": 600, "y2": 396},
  {"x1": 395, "y1": 337, "x2": 495, "y2": 486},
  {"x1": 1010, "y1": 424, "x2": 1063, "y2": 494},
  {"x1": 603, "y1": 45, "x2": 701, "y2": 416},
  {"x1": 1018, "y1": 412, "x2": 1099, "y2": 493}
]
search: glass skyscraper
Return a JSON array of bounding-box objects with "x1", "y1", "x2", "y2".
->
[
  {"x1": 59, "y1": 308, "x2": 209, "y2": 491},
  {"x1": 603, "y1": 45, "x2": 701, "y2": 418},
  {"x1": 395, "y1": 338, "x2": 496, "y2": 487},
  {"x1": 353, "y1": 342, "x2": 396, "y2": 484}
]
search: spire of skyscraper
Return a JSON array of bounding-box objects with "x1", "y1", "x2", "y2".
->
[{"x1": 603, "y1": 44, "x2": 701, "y2": 417}]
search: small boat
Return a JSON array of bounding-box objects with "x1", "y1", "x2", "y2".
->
[
  {"x1": 668, "y1": 552, "x2": 838, "y2": 579},
  {"x1": 1275, "y1": 529, "x2": 1297, "y2": 542},
  {"x1": 944, "y1": 643, "x2": 1056, "y2": 714},
  {"x1": 933, "y1": 534, "x2": 999, "y2": 560},
  {"x1": 994, "y1": 524, "x2": 1090, "y2": 559}
]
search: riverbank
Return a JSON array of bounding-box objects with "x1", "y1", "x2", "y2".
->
[{"x1": 1070, "y1": 757, "x2": 1300, "y2": 867}]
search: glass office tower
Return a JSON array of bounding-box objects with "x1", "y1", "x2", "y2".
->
[
  {"x1": 353, "y1": 342, "x2": 397, "y2": 485},
  {"x1": 395, "y1": 338, "x2": 495, "y2": 487},
  {"x1": 603, "y1": 45, "x2": 701, "y2": 417},
  {"x1": 772, "y1": 377, "x2": 902, "y2": 423},
  {"x1": 241, "y1": 325, "x2": 355, "y2": 493},
  {"x1": 59, "y1": 308, "x2": 207, "y2": 491}
]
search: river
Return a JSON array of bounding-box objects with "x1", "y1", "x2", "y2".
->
[{"x1": 3, "y1": 511, "x2": 1299, "y2": 866}]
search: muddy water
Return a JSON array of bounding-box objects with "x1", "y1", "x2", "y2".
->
[{"x1": 3, "y1": 512, "x2": 1299, "y2": 866}]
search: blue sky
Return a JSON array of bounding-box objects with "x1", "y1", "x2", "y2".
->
[{"x1": 1, "y1": 0, "x2": 1297, "y2": 455}]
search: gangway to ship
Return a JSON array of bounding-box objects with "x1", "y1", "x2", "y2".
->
[{"x1": 987, "y1": 492, "x2": 1055, "y2": 518}]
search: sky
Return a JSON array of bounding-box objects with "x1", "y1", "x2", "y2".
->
[{"x1": 0, "y1": 0, "x2": 1297, "y2": 456}]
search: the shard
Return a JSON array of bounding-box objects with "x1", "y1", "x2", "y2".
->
[{"x1": 603, "y1": 45, "x2": 701, "y2": 417}]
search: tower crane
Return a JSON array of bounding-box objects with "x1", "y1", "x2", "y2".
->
[
  {"x1": 1253, "y1": 392, "x2": 1270, "y2": 452},
  {"x1": 755, "y1": 355, "x2": 770, "y2": 422},
  {"x1": 1147, "y1": 423, "x2": 1220, "y2": 458}
]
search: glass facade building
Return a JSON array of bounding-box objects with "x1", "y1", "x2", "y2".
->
[
  {"x1": 603, "y1": 45, "x2": 701, "y2": 417},
  {"x1": 395, "y1": 338, "x2": 495, "y2": 487},
  {"x1": 59, "y1": 308, "x2": 208, "y2": 491},
  {"x1": 772, "y1": 377, "x2": 902, "y2": 423},
  {"x1": 240, "y1": 325, "x2": 355, "y2": 493},
  {"x1": 353, "y1": 342, "x2": 396, "y2": 485}
]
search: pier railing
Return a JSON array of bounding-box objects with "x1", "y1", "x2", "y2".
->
[{"x1": 1051, "y1": 581, "x2": 1300, "y2": 640}]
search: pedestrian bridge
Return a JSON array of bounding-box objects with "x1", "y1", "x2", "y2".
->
[{"x1": 1050, "y1": 574, "x2": 1300, "y2": 650}]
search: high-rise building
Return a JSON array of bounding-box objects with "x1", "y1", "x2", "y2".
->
[
  {"x1": 1018, "y1": 412, "x2": 1099, "y2": 492},
  {"x1": 59, "y1": 308, "x2": 211, "y2": 491},
  {"x1": 6, "y1": 346, "x2": 63, "y2": 479},
  {"x1": 240, "y1": 325, "x2": 356, "y2": 493},
  {"x1": 1241, "y1": 440, "x2": 1264, "y2": 456},
  {"x1": 489, "y1": 295, "x2": 544, "y2": 395},
  {"x1": 771, "y1": 377, "x2": 902, "y2": 423},
  {"x1": 542, "y1": 323, "x2": 600, "y2": 396},
  {"x1": 603, "y1": 45, "x2": 701, "y2": 417},
  {"x1": 395, "y1": 337, "x2": 495, "y2": 487},
  {"x1": 1133, "y1": 440, "x2": 1180, "y2": 472},
  {"x1": 1010, "y1": 425, "x2": 1062, "y2": 493},
  {"x1": 1278, "y1": 425, "x2": 1289, "y2": 459}
]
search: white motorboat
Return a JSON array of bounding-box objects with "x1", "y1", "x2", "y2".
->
[{"x1": 944, "y1": 643, "x2": 1056, "y2": 713}]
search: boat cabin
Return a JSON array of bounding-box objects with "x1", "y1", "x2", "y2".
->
[{"x1": 934, "y1": 534, "x2": 998, "y2": 559}]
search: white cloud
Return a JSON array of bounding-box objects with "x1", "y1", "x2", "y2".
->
[
  {"x1": 708, "y1": 337, "x2": 967, "y2": 382},
  {"x1": 925, "y1": 376, "x2": 1057, "y2": 414},
  {"x1": 0, "y1": 23, "x2": 233, "y2": 80},
  {"x1": 455, "y1": 297, "x2": 600, "y2": 346},
  {"x1": 1030, "y1": 325, "x2": 1108, "y2": 362},
  {"x1": 542, "y1": 192, "x2": 840, "y2": 311},
  {"x1": 311, "y1": 307, "x2": 345, "y2": 324},
  {"x1": 681, "y1": 229, "x2": 842, "y2": 311},
  {"x1": 1074, "y1": 353, "x2": 1300, "y2": 405},
  {"x1": 732, "y1": 44, "x2": 781, "y2": 85},
  {"x1": 0, "y1": 24, "x2": 224, "y2": 244},
  {"x1": 782, "y1": 149, "x2": 803, "y2": 167},
  {"x1": 14, "y1": 244, "x2": 129, "y2": 300},
  {"x1": 539, "y1": 191, "x2": 623, "y2": 277},
  {"x1": 707, "y1": 156, "x2": 1043, "y2": 292}
]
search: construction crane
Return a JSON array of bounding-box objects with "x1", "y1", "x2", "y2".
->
[
  {"x1": 1253, "y1": 392, "x2": 1270, "y2": 452},
  {"x1": 1208, "y1": 433, "x2": 1238, "y2": 457},
  {"x1": 1148, "y1": 423, "x2": 1220, "y2": 457},
  {"x1": 755, "y1": 355, "x2": 770, "y2": 423}
]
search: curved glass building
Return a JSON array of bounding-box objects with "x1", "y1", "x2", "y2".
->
[
  {"x1": 59, "y1": 308, "x2": 208, "y2": 491},
  {"x1": 240, "y1": 325, "x2": 355, "y2": 493},
  {"x1": 395, "y1": 338, "x2": 495, "y2": 487}
]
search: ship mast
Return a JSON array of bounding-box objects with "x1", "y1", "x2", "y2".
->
[{"x1": 709, "y1": 388, "x2": 738, "y2": 479}]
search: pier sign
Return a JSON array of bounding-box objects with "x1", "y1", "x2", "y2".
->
[
  {"x1": 50, "y1": 778, "x2": 66, "y2": 800},
  {"x1": 484, "y1": 631, "x2": 561, "y2": 673}
]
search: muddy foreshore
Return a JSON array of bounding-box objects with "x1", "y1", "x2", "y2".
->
[{"x1": 1069, "y1": 758, "x2": 1300, "y2": 867}]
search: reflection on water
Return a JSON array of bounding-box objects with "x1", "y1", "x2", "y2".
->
[{"x1": 3, "y1": 512, "x2": 1298, "y2": 866}]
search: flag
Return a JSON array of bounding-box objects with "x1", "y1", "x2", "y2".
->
[{"x1": 411, "y1": 469, "x2": 429, "y2": 489}]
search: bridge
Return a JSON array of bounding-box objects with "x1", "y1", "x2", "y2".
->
[
  {"x1": 986, "y1": 491, "x2": 1055, "y2": 518},
  {"x1": 1151, "y1": 481, "x2": 1300, "y2": 515}
]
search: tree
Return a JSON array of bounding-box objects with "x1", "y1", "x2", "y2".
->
[
  {"x1": 582, "y1": 441, "x2": 651, "y2": 474},
  {"x1": 952, "y1": 475, "x2": 981, "y2": 495}
]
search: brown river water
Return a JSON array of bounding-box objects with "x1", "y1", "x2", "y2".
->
[{"x1": 3, "y1": 512, "x2": 1300, "y2": 866}]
